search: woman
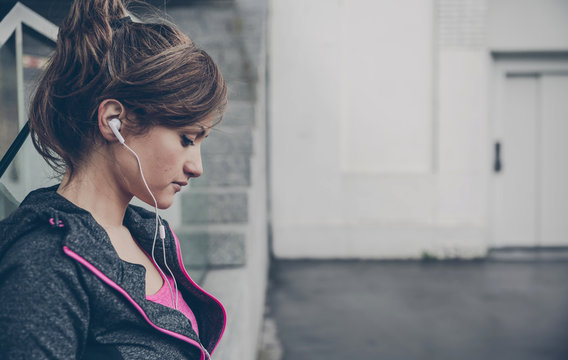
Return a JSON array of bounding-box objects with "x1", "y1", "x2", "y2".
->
[{"x1": 0, "y1": 0, "x2": 226, "y2": 358}]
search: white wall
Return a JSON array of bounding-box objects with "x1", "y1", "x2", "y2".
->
[
  {"x1": 488, "y1": 0, "x2": 568, "y2": 51},
  {"x1": 268, "y1": 0, "x2": 568, "y2": 259},
  {"x1": 270, "y1": 0, "x2": 444, "y2": 259}
]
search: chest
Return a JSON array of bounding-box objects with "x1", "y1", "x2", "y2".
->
[
  {"x1": 107, "y1": 230, "x2": 164, "y2": 295},
  {"x1": 84, "y1": 281, "x2": 201, "y2": 359}
]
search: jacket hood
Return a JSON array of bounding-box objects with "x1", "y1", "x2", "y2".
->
[
  {"x1": 0, "y1": 185, "x2": 78, "y2": 255},
  {"x1": 0, "y1": 185, "x2": 161, "y2": 267}
]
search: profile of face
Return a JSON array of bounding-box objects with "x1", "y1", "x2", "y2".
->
[{"x1": 109, "y1": 114, "x2": 213, "y2": 210}]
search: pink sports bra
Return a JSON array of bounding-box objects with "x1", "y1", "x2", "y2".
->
[{"x1": 146, "y1": 275, "x2": 199, "y2": 335}]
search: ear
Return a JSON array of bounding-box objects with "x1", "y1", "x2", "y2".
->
[{"x1": 98, "y1": 99, "x2": 126, "y2": 142}]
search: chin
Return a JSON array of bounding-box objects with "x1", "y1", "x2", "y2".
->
[
  {"x1": 137, "y1": 192, "x2": 175, "y2": 210},
  {"x1": 157, "y1": 202, "x2": 173, "y2": 210},
  {"x1": 156, "y1": 197, "x2": 175, "y2": 210}
]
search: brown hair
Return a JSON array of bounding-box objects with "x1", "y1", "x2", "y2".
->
[{"x1": 29, "y1": 0, "x2": 227, "y2": 178}]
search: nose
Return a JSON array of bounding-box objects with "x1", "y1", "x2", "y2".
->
[{"x1": 184, "y1": 147, "x2": 203, "y2": 178}]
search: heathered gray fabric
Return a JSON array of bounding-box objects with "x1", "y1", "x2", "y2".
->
[{"x1": 0, "y1": 186, "x2": 225, "y2": 359}]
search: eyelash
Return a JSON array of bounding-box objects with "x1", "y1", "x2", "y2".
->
[{"x1": 181, "y1": 135, "x2": 195, "y2": 147}]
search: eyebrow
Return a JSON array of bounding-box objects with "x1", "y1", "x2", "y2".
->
[
  {"x1": 183, "y1": 124, "x2": 204, "y2": 131},
  {"x1": 184, "y1": 124, "x2": 211, "y2": 137}
]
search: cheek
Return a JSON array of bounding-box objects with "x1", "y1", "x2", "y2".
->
[{"x1": 152, "y1": 147, "x2": 180, "y2": 173}]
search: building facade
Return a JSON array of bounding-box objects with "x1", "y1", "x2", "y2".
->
[{"x1": 269, "y1": 0, "x2": 568, "y2": 259}]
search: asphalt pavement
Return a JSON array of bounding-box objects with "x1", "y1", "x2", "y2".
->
[{"x1": 260, "y1": 259, "x2": 568, "y2": 360}]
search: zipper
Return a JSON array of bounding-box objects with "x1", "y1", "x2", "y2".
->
[
  {"x1": 200, "y1": 343, "x2": 212, "y2": 360},
  {"x1": 169, "y1": 226, "x2": 227, "y2": 355},
  {"x1": 62, "y1": 246, "x2": 209, "y2": 360}
]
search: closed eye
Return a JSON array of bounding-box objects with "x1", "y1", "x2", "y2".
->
[{"x1": 181, "y1": 135, "x2": 195, "y2": 147}]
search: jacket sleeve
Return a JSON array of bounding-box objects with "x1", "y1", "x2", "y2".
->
[{"x1": 0, "y1": 231, "x2": 90, "y2": 359}]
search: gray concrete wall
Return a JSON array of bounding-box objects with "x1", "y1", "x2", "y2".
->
[{"x1": 169, "y1": 1, "x2": 269, "y2": 359}]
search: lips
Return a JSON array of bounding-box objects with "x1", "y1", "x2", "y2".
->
[
  {"x1": 173, "y1": 181, "x2": 189, "y2": 187},
  {"x1": 172, "y1": 181, "x2": 188, "y2": 193}
]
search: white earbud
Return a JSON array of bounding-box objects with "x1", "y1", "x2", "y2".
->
[{"x1": 109, "y1": 118, "x2": 125, "y2": 144}]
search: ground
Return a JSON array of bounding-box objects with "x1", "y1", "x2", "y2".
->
[{"x1": 259, "y1": 259, "x2": 568, "y2": 360}]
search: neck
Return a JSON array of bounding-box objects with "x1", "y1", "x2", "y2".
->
[{"x1": 57, "y1": 163, "x2": 132, "y2": 230}]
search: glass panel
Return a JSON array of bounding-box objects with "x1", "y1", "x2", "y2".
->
[
  {"x1": 0, "y1": 32, "x2": 20, "y2": 219},
  {"x1": 0, "y1": 33, "x2": 18, "y2": 168},
  {"x1": 0, "y1": 26, "x2": 57, "y2": 220},
  {"x1": 22, "y1": 25, "x2": 54, "y2": 109}
]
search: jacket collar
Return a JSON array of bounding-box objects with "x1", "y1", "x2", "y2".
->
[{"x1": 20, "y1": 186, "x2": 154, "y2": 301}]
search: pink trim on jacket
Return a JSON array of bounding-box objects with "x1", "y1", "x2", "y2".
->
[
  {"x1": 170, "y1": 226, "x2": 227, "y2": 354},
  {"x1": 62, "y1": 246, "x2": 207, "y2": 360}
]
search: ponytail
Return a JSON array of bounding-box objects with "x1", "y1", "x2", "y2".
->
[
  {"x1": 29, "y1": 0, "x2": 128, "y2": 176},
  {"x1": 58, "y1": 0, "x2": 127, "y2": 85}
]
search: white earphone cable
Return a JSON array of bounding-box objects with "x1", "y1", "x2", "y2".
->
[{"x1": 121, "y1": 142, "x2": 178, "y2": 310}]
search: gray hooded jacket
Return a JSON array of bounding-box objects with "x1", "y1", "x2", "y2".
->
[{"x1": 0, "y1": 186, "x2": 225, "y2": 359}]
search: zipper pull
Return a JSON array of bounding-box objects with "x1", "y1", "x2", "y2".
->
[{"x1": 49, "y1": 213, "x2": 65, "y2": 228}]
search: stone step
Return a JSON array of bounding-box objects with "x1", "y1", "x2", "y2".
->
[
  {"x1": 176, "y1": 228, "x2": 246, "y2": 267},
  {"x1": 203, "y1": 126, "x2": 253, "y2": 155},
  {"x1": 487, "y1": 246, "x2": 568, "y2": 261},
  {"x1": 181, "y1": 191, "x2": 248, "y2": 224},
  {"x1": 193, "y1": 154, "x2": 251, "y2": 187},
  {"x1": 170, "y1": 5, "x2": 255, "y2": 82},
  {"x1": 222, "y1": 100, "x2": 255, "y2": 127}
]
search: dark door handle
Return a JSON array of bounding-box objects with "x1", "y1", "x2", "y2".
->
[{"x1": 494, "y1": 141, "x2": 502, "y2": 173}]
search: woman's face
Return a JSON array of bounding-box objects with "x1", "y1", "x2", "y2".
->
[{"x1": 114, "y1": 116, "x2": 212, "y2": 209}]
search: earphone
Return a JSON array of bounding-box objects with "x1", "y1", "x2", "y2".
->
[
  {"x1": 109, "y1": 118, "x2": 125, "y2": 144},
  {"x1": 108, "y1": 118, "x2": 179, "y2": 310}
]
